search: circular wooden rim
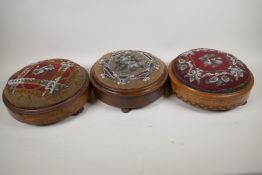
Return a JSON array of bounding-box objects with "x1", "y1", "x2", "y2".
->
[
  {"x1": 168, "y1": 60, "x2": 254, "y2": 110},
  {"x1": 90, "y1": 63, "x2": 168, "y2": 96},
  {"x1": 2, "y1": 73, "x2": 90, "y2": 115},
  {"x1": 168, "y1": 60, "x2": 254, "y2": 99}
]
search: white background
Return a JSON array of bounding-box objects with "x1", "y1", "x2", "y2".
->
[{"x1": 0, "y1": 0, "x2": 261, "y2": 175}]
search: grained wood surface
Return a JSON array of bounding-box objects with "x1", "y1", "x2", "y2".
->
[
  {"x1": 2, "y1": 81, "x2": 90, "y2": 125},
  {"x1": 168, "y1": 62, "x2": 254, "y2": 111},
  {"x1": 90, "y1": 64, "x2": 168, "y2": 112}
]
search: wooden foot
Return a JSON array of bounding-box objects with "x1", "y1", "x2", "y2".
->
[
  {"x1": 72, "y1": 107, "x2": 84, "y2": 116},
  {"x1": 242, "y1": 101, "x2": 247, "y2": 105},
  {"x1": 121, "y1": 108, "x2": 131, "y2": 113},
  {"x1": 164, "y1": 81, "x2": 172, "y2": 97},
  {"x1": 164, "y1": 86, "x2": 172, "y2": 97}
]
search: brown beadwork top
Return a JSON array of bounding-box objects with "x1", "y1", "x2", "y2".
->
[
  {"x1": 92, "y1": 50, "x2": 166, "y2": 90},
  {"x1": 3, "y1": 59, "x2": 88, "y2": 109}
]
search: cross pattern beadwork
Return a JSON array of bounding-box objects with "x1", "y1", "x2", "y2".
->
[
  {"x1": 99, "y1": 51, "x2": 160, "y2": 85},
  {"x1": 7, "y1": 60, "x2": 76, "y2": 96}
]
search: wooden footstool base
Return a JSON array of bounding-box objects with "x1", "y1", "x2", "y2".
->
[
  {"x1": 168, "y1": 48, "x2": 254, "y2": 111},
  {"x1": 168, "y1": 64, "x2": 254, "y2": 111},
  {"x1": 3, "y1": 59, "x2": 90, "y2": 125},
  {"x1": 90, "y1": 50, "x2": 168, "y2": 113}
]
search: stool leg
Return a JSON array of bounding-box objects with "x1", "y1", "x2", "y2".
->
[
  {"x1": 242, "y1": 101, "x2": 247, "y2": 105},
  {"x1": 121, "y1": 108, "x2": 131, "y2": 113},
  {"x1": 72, "y1": 107, "x2": 84, "y2": 116}
]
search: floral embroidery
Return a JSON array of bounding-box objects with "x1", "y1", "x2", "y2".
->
[
  {"x1": 100, "y1": 50, "x2": 160, "y2": 85},
  {"x1": 198, "y1": 54, "x2": 223, "y2": 68},
  {"x1": 176, "y1": 49, "x2": 246, "y2": 87}
]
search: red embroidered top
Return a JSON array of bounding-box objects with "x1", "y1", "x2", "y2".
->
[{"x1": 172, "y1": 48, "x2": 251, "y2": 93}]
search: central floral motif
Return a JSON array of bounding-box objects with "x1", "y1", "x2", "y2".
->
[
  {"x1": 199, "y1": 54, "x2": 224, "y2": 68},
  {"x1": 177, "y1": 55, "x2": 244, "y2": 86},
  {"x1": 99, "y1": 50, "x2": 160, "y2": 85},
  {"x1": 173, "y1": 48, "x2": 250, "y2": 93}
]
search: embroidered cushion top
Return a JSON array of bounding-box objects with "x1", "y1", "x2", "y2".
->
[
  {"x1": 172, "y1": 48, "x2": 251, "y2": 93},
  {"x1": 92, "y1": 50, "x2": 165, "y2": 90},
  {"x1": 4, "y1": 59, "x2": 87, "y2": 108}
]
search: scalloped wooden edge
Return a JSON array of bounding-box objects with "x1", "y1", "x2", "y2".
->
[{"x1": 168, "y1": 62, "x2": 254, "y2": 111}]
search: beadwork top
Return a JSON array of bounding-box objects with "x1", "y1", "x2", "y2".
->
[
  {"x1": 92, "y1": 50, "x2": 166, "y2": 90},
  {"x1": 172, "y1": 48, "x2": 251, "y2": 93},
  {"x1": 3, "y1": 59, "x2": 88, "y2": 108}
]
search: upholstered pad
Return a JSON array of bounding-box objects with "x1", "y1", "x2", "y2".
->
[
  {"x1": 92, "y1": 50, "x2": 166, "y2": 90},
  {"x1": 4, "y1": 59, "x2": 87, "y2": 108},
  {"x1": 172, "y1": 48, "x2": 251, "y2": 93}
]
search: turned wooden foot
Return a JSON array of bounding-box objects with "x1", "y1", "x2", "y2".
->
[
  {"x1": 72, "y1": 107, "x2": 84, "y2": 116},
  {"x1": 242, "y1": 101, "x2": 247, "y2": 106},
  {"x1": 121, "y1": 108, "x2": 131, "y2": 113}
]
